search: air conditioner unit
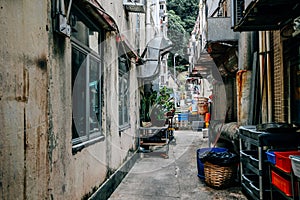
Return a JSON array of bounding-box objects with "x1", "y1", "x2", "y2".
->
[
  {"x1": 231, "y1": 0, "x2": 245, "y2": 28},
  {"x1": 123, "y1": 0, "x2": 145, "y2": 13}
]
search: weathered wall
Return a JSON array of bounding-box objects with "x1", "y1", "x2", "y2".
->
[
  {"x1": 211, "y1": 80, "x2": 227, "y2": 121},
  {"x1": 48, "y1": 1, "x2": 144, "y2": 199},
  {"x1": 0, "y1": 0, "x2": 145, "y2": 199},
  {"x1": 0, "y1": 0, "x2": 50, "y2": 199}
]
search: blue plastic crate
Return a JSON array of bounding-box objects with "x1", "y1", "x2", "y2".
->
[
  {"x1": 266, "y1": 151, "x2": 275, "y2": 165},
  {"x1": 178, "y1": 113, "x2": 188, "y2": 121}
]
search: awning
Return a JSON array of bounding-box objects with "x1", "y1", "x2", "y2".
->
[
  {"x1": 206, "y1": 41, "x2": 238, "y2": 79},
  {"x1": 74, "y1": 0, "x2": 117, "y2": 31},
  {"x1": 191, "y1": 53, "x2": 215, "y2": 78},
  {"x1": 116, "y1": 34, "x2": 140, "y2": 60},
  {"x1": 233, "y1": 0, "x2": 300, "y2": 31},
  {"x1": 137, "y1": 36, "x2": 173, "y2": 80}
]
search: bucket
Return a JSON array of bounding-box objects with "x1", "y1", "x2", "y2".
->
[
  {"x1": 197, "y1": 147, "x2": 228, "y2": 179},
  {"x1": 178, "y1": 113, "x2": 188, "y2": 121},
  {"x1": 197, "y1": 97, "x2": 209, "y2": 115}
]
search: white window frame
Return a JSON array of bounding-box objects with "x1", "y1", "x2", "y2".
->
[{"x1": 70, "y1": 5, "x2": 104, "y2": 153}]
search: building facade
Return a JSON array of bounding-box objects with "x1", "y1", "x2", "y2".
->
[
  {"x1": 0, "y1": 0, "x2": 169, "y2": 199},
  {"x1": 189, "y1": 0, "x2": 299, "y2": 151}
]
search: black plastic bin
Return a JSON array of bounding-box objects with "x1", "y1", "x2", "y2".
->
[{"x1": 196, "y1": 147, "x2": 228, "y2": 179}]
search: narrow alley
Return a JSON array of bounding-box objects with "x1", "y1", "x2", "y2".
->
[
  {"x1": 1, "y1": 0, "x2": 300, "y2": 199},
  {"x1": 108, "y1": 130, "x2": 247, "y2": 200}
]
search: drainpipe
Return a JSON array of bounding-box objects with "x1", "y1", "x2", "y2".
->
[
  {"x1": 155, "y1": 0, "x2": 160, "y2": 34},
  {"x1": 199, "y1": 0, "x2": 203, "y2": 34},
  {"x1": 201, "y1": 0, "x2": 207, "y2": 52},
  {"x1": 266, "y1": 31, "x2": 272, "y2": 122},
  {"x1": 237, "y1": 32, "x2": 252, "y2": 125},
  {"x1": 60, "y1": 0, "x2": 65, "y2": 15},
  {"x1": 146, "y1": 0, "x2": 151, "y2": 44},
  {"x1": 198, "y1": 0, "x2": 205, "y2": 51},
  {"x1": 259, "y1": 31, "x2": 267, "y2": 123}
]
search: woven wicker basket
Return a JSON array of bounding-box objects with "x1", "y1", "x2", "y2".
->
[{"x1": 204, "y1": 161, "x2": 237, "y2": 189}]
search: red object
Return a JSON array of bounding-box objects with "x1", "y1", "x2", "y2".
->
[
  {"x1": 271, "y1": 170, "x2": 298, "y2": 196},
  {"x1": 274, "y1": 151, "x2": 300, "y2": 173},
  {"x1": 204, "y1": 113, "x2": 210, "y2": 122}
]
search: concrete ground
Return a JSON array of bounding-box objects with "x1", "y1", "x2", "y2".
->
[{"x1": 108, "y1": 130, "x2": 247, "y2": 200}]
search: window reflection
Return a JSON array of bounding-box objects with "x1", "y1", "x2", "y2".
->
[{"x1": 89, "y1": 57, "x2": 100, "y2": 134}]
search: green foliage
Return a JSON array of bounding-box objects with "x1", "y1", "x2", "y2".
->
[
  {"x1": 167, "y1": 10, "x2": 187, "y2": 55},
  {"x1": 166, "y1": 0, "x2": 199, "y2": 75},
  {"x1": 176, "y1": 65, "x2": 189, "y2": 72},
  {"x1": 167, "y1": 0, "x2": 199, "y2": 35},
  {"x1": 151, "y1": 86, "x2": 174, "y2": 111},
  {"x1": 140, "y1": 86, "x2": 175, "y2": 122}
]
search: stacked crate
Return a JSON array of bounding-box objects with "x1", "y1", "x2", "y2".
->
[{"x1": 266, "y1": 151, "x2": 300, "y2": 199}]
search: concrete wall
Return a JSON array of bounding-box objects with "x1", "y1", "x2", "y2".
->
[
  {"x1": 0, "y1": 0, "x2": 145, "y2": 199},
  {"x1": 0, "y1": 1, "x2": 50, "y2": 199}
]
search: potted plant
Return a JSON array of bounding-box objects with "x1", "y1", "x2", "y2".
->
[
  {"x1": 149, "y1": 86, "x2": 175, "y2": 126},
  {"x1": 140, "y1": 86, "x2": 175, "y2": 127}
]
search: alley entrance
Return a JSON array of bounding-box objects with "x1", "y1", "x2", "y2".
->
[{"x1": 108, "y1": 130, "x2": 247, "y2": 200}]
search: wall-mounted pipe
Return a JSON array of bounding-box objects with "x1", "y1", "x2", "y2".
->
[
  {"x1": 266, "y1": 31, "x2": 272, "y2": 122},
  {"x1": 259, "y1": 31, "x2": 267, "y2": 123}
]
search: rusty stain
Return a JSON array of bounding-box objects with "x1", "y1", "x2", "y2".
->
[
  {"x1": 237, "y1": 70, "x2": 247, "y2": 119},
  {"x1": 0, "y1": 72, "x2": 2, "y2": 101},
  {"x1": 16, "y1": 67, "x2": 29, "y2": 102}
]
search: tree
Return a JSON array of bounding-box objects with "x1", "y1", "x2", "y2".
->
[
  {"x1": 167, "y1": 0, "x2": 199, "y2": 35},
  {"x1": 166, "y1": 0, "x2": 199, "y2": 72},
  {"x1": 167, "y1": 10, "x2": 187, "y2": 55}
]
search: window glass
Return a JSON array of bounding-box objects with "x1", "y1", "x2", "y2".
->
[
  {"x1": 89, "y1": 31, "x2": 99, "y2": 54},
  {"x1": 119, "y1": 58, "x2": 130, "y2": 129},
  {"x1": 72, "y1": 48, "x2": 87, "y2": 140},
  {"x1": 71, "y1": 6, "x2": 103, "y2": 148},
  {"x1": 89, "y1": 57, "x2": 101, "y2": 135},
  {"x1": 71, "y1": 7, "x2": 99, "y2": 53}
]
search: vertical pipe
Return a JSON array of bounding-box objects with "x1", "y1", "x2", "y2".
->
[
  {"x1": 231, "y1": 0, "x2": 236, "y2": 27},
  {"x1": 199, "y1": 0, "x2": 203, "y2": 34},
  {"x1": 287, "y1": 61, "x2": 291, "y2": 123},
  {"x1": 258, "y1": 146, "x2": 263, "y2": 200},
  {"x1": 66, "y1": 0, "x2": 73, "y2": 19},
  {"x1": 266, "y1": 31, "x2": 272, "y2": 122},
  {"x1": 258, "y1": 31, "x2": 263, "y2": 123},
  {"x1": 259, "y1": 31, "x2": 263, "y2": 94},
  {"x1": 156, "y1": 0, "x2": 160, "y2": 33},
  {"x1": 202, "y1": 0, "x2": 207, "y2": 52},
  {"x1": 56, "y1": 0, "x2": 59, "y2": 13},
  {"x1": 60, "y1": 0, "x2": 65, "y2": 15},
  {"x1": 174, "y1": 54, "x2": 178, "y2": 108},
  {"x1": 146, "y1": 0, "x2": 151, "y2": 44},
  {"x1": 259, "y1": 31, "x2": 267, "y2": 123}
]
